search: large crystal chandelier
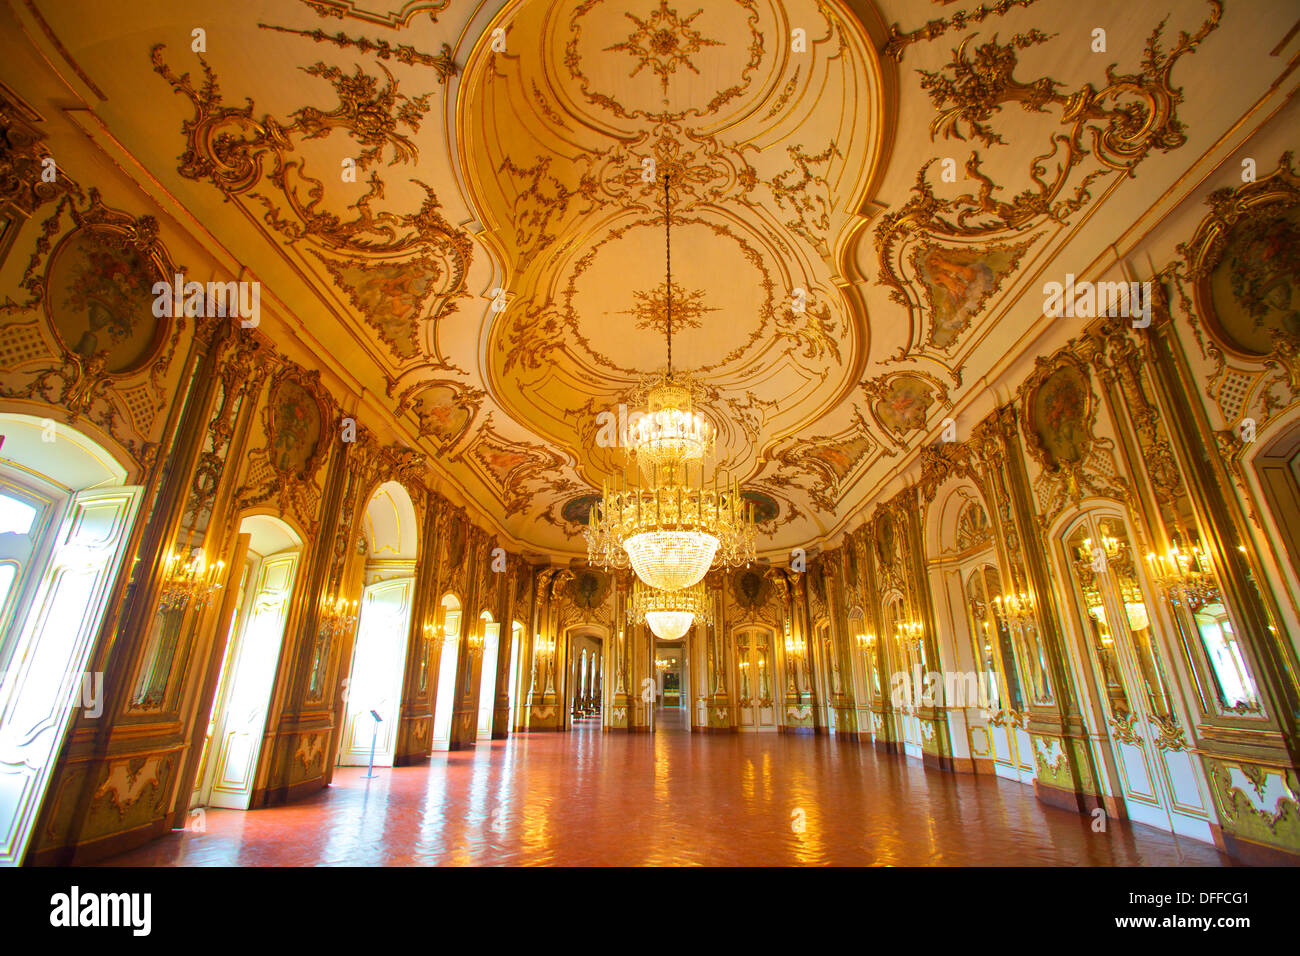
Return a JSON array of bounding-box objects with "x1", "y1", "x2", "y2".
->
[
  {"x1": 584, "y1": 174, "x2": 756, "y2": 592},
  {"x1": 628, "y1": 579, "x2": 714, "y2": 641},
  {"x1": 628, "y1": 376, "x2": 714, "y2": 472}
]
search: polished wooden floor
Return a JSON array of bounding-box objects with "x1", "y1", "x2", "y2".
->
[{"x1": 103, "y1": 709, "x2": 1232, "y2": 866}]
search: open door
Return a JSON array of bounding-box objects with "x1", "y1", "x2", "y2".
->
[
  {"x1": 431, "y1": 594, "x2": 461, "y2": 751},
  {"x1": 0, "y1": 486, "x2": 142, "y2": 865},
  {"x1": 203, "y1": 549, "x2": 298, "y2": 810},
  {"x1": 506, "y1": 621, "x2": 524, "y2": 733},
  {"x1": 476, "y1": 615, "x2": 501, "y2": 740},
  {"x1": 337, "y1": 577, "x2": 413, "y2": 766}
]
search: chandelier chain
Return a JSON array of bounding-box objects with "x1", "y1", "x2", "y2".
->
[{"x1": 664, "y1": 172, "x2": 672, "y2": 378}]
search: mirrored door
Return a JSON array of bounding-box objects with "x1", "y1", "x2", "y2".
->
[
  {"x1": 1063, "y1": 514, "x2": 1211, "y2": 837},
  {"x1": 735, "y1": 628, "x2": 776, "y2": 731}
]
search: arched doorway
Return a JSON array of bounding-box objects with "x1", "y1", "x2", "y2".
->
[
  {"x1": 0, "y1": 413, "x2": 142, "y2": 865},
  {"x1": 196, "y1": 514, "x2": 301, "y2": 809},
  {"x1": 881, "y1": 591, "x2": 923, "y2": 758},
  {"x1": 566, "y1": 628, "x2": 604, "y2": 724},
  {"x1": 338, "y1": 481, "x2": 417, "y2": 767},
  {"x1": 430, "y1": 593, "x2": 462, "y2": 751}
]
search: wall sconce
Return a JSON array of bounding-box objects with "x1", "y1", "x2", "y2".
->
[
  {"x1": 655, "y1": 657, "x2": 674, "y2": 670},
  {"x1": 784, "y1": 632, "x2": 807, "y2": 657},
  {"x1": 1146, "y1": 544, "x2": 1217, "y2": 607},
  {"x1": 536, "y1": 633, "x2": 555, "y2": 659},
  {"x1": 467, "y1": 628, "x2": 486, "y2": 653},
  {"x1": 160, "y1": 546, "x2": 225, "y2": 612},
  {"x1": 855, "y1": 632, "x2": 876, "y2": 651},
  {"x1": 1083, "y1": 534, "x2": 1121, "y2": 562},
  {"x1": 895, "y1": 620, "x2": 922, "y2": 645},
  {"x1": 421, "y1": 623, "x2": 445, "y2": 671},
  {"x1": 320, "y1": 593, "x2": 359, "y2": 639},
  {"x1": 993, "y1": 591, "x2": 1035, "y2": 630}
]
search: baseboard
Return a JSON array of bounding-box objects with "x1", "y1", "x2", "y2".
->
[
  {"x1": 1033, "y1": 778, "x2": 1105, "y2": 815},
  {"x1": 29, "y1": 816, "x2": 171, "y2": 866},
  {"x1": 1211, "y1": 824, "x2": 1300, "y2": 865}
]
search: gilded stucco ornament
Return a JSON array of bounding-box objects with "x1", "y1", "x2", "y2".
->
[
  {"x1": 462, "y1": 0, "x2": 885, "y2": 553},
  {"x1": 862, "y1": 371, "x2": 951, "y2": 446},
  {"x1": 1, "y1": 188, "x2": 183, "y2": 465},
  {"x1": 454, "y1": 416, "x2": 578, "y2": 519},
  {"x1": 0, "y1": 84, "x2": 80, "y2": 225},
  {"x1": 237, "y1": 363, "x2": 334, "y2": 537},
  {"x1": 1151, "y1": 714, "x2": 1189, "y2": 753},
  {"x1": 881, "y1": 0, "x2": 1041, "y2": 61},
  {"x1": 258, "y1": 22, "x2": 458, "y2": 82},
  {"x1": 297, "y1": 0, "x2": 452, "y2": 28},
  {"x1": 393, "y1": 378, "x2": 484, "y2": 454},
  {"x1": 876, "y1": 1, "x2": 1221, "y2": 366},
  {"x1": 151, "y1": 44, "x2": 473, "y2": 371},
  {"x1": 1174, "y1": 153, "x2": 1300, "y2": 449},
  {"x1": 1108, "y1": 710, "x2": 1143, "y2": 746},
  {"x1": 1086, "y1": 319, "x2": 1184, "y2": 506},
  {"x1": 1019, "y1": 350, "x2": 1128, "y2": 520},
  {"x1": 1206, "y1": 760, "x2": 1300, "y2": 842},
  {"x1": 770, "y1": 412, "x2": 876, "y2": 514}
]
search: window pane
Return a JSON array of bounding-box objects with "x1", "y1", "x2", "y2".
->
[
  {"x1": 0, "y1": 563, "x2": 16, "y2": 611},
  {"x1": 0, "y1": 494, "x2": 37, "y2": 536},
  {"x1": 1193, "y1": 603, "x2": 1260, "y2": 712}
]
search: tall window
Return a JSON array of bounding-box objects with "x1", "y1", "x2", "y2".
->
[
  {"x1": 0, "y1": 482, "x2": 54, "y2": 669},
  {"x1": 1190, "y1": 603, "x2": 1257, "y2": 711}
]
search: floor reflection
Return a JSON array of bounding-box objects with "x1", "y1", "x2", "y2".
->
[{"x1": 101, "y1": 724, "x2": 1234, "y2": 867}]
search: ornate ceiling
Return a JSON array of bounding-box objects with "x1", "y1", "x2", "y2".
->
[
  {"x1": 8, "y1": 0, "x2": 1283, "y2": 559},
  {"x1": 461, "y1": 0, "x2": 884, "y2": 535}
]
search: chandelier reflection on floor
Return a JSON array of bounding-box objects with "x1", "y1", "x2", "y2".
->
[{"x1": 584, "y1": 173, "x2": 756, "y2": 599}]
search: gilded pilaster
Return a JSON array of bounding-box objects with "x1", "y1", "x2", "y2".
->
[
  {"x1": 980, "y1": 404, "x2": 1105, "y2": 814},
  {"x1": 527, "y1": 568, "x2": 567, "y2": 731}
]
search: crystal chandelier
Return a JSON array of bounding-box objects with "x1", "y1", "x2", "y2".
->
[
  {"x1": 587, "y1": 469, "x2": 754, "y2": 590},
  {"x1": 628, "y1": 375, "x2": 714, "y2": 472},
  {"x1": 627, "y1": 579, "x2": 713, "y2": 641},
  {"x1": 584, "y1": 174, "x2": 756, "y2": 590},
  {"x1": 159, "y1": 546, "x2": 225, "y2": 612}
]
